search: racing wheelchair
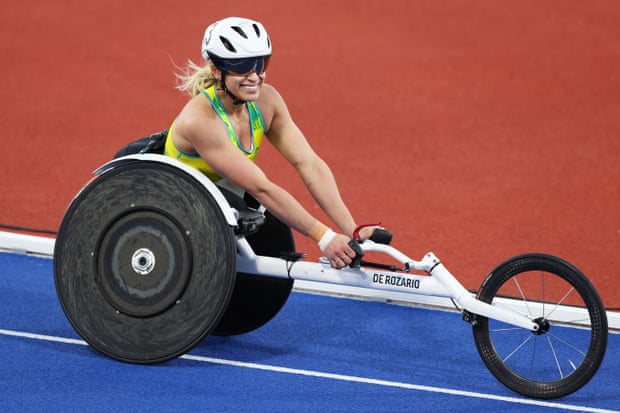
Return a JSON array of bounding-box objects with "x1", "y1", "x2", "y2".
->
[{"x1": 54, "y1": 134, "x2": 608, "y2": 399}]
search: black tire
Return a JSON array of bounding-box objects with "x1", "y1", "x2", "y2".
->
[
  {"x1": 54, "y1": 160, "x2": 236, "y2": 364},
  {"x1": 473, "y1": 253, "x2": 608, "y2": 399},
  {"x1": 213, "y1": 196, "x2": 295, "y2": 336}
]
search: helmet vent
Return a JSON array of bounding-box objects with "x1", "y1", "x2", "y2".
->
[
  {"x1": 231, "y1": 26, "x2": 248, "y2": 39},
  {"x1": 252, "y1": 23, "x2": 261, "y2": 37},
  {"x1": 219, "y1": 36, "x2": 237, "y2": 52}
]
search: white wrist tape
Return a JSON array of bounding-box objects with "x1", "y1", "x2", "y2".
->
[{"x1": 317, "y1": 229, "x2": 336, "y2": 252}]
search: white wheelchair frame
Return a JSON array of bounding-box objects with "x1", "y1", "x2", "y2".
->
[
  {"x1": 101, "y1": 155, "x2": 538, "y2": 333},
  {"x1": 237, "y1": 239, "x2": 542, "y2": 331}
]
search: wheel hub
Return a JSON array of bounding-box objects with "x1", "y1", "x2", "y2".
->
[
  {"x1": 96, "y1": 210, "x2": 192, "y2": 318},
  {"x1": 533, "y1": 316, "x2": 551, "y2": 335},
  {"x1": 131, "y1": 248, "x2": 156, "y2": 275}
]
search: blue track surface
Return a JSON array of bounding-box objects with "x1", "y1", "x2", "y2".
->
[{"x1": 1, "y1": 252, "x2": 618, "y2": 412}]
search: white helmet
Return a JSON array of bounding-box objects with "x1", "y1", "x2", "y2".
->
[{"x1": 201, "y1": 17, "x2": 272, "y2": 74}]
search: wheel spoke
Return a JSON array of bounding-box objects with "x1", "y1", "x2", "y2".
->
[
  {"x1": 530, "y1": 337, "x2": 539, "y2": 378},
  {"x1": 540, "y1": 271, "x2": 546, "y2": 316},
  {"x1": 512, "y1": 276, "x2": 533, "y2": 317},
  {"x1": 491, "y1": 326, "x2": 522, "y2": 332},
  {"x1": 544, "y1": 286, "x2": 576, "y2": 319},
  {"x1": 547, "y1": 332, "x2": 587, "y2": 358},
  {"x1": 546, "y1": 335, "x2": 565, "y2": 378},
  {"x1": 502, "y1": 334, "x2": 534, "y2": 363}
]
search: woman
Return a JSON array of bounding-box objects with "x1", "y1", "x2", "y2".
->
[{"x1": 165, "y1": 16, "x2": 377, "y2": 269}]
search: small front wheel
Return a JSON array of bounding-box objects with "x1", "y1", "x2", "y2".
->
[{"x1": 473, "y1": 253, "x2": 607, "y2": 399}]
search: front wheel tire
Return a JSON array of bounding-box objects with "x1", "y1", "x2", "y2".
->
[{"x1": 472, "y1": 253, "x2": 607, "y2": 399}]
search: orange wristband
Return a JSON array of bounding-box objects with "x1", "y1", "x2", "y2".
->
[{"x1": 309, "y1": 222, "x2": 328, "y2": 243}]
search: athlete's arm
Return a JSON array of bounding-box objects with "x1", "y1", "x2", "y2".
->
[
  {"x1": 172, "y1": 93, "x2": 355, "y2": 268},
  {"x1": 264, "y1": 86, "x2": 358, "y2": 238}
]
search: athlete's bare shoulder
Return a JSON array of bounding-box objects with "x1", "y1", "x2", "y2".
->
[
  {"x1": 256, "y1": 83, "x2": 287, "y2": 126},
  {"x1": 258, "y1": 83, "x2": 284, "y2": 104}
]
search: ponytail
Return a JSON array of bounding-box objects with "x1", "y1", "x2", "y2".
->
[{"x1": 175, "y1": 60, "x2": 217, "y2": 97}]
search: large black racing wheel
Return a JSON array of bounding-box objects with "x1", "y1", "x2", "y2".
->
[
  {"x1": 54, "y1": 160, "x2": 237, "y2": 364},
  {"x1": 472, "y1": 253, "x2": 608, "y2": 399},
  {"x1": 213, "y1": 195, "x2": 295, "y2": 336}
]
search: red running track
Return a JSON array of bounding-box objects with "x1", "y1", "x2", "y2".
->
[{"x1": 1, "y1": 0, "x2": 619, "y2": 307}]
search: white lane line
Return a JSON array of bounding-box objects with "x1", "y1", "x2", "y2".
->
[
  {"x1": 0, "y1": 328, "x2": 87, "y2": 346},
  {"x1": 1, "y1": 328, "x2": 617, "y2": 413}
]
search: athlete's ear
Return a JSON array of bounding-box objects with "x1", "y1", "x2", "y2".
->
[{"x1": 209, "y1": 62, "x2": 222, "y2": 80}]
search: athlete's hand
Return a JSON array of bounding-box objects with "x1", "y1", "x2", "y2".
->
[
  {"x1": 355, "y1": 225, "x2": 383, "y2": 241},
  {"x1": 354, "y1": 224, "x2": 392, "y2": 245},
  {"x1": 323, "y1": 234, "x2": 356, "y2": 269}
]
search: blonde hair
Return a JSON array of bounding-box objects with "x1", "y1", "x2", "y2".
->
[{"x1": 175, "y1": 60, "x2": 217, "y2": 97}]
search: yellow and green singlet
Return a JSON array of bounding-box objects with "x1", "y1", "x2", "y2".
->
[{"x1": 164, "y1": 85, "x2": 266, "y2": 182}]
